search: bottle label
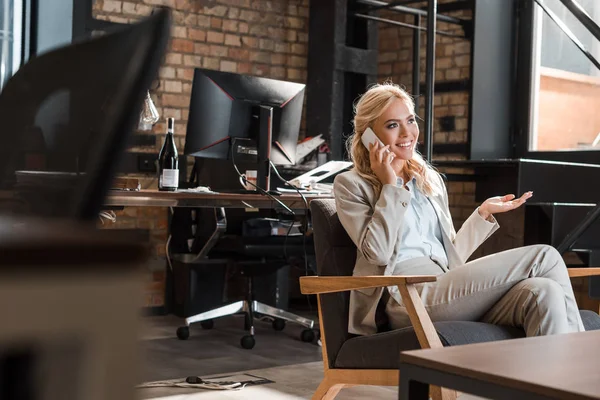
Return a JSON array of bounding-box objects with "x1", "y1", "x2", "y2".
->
[{"x1": 161, "y1": 169, "x2": 179, "y2": 188}]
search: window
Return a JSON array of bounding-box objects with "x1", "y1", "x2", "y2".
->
[
  {"x1": 529, "y1": 0, "x2": 600, "y2": 152},
  {"x1": 0, "y1": 0, "x2": 23, "y2": 91}
]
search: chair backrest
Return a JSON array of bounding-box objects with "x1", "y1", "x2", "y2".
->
[
  {"x1": 310, "y1": 198, "x2": 357, "y2": 368},
  {"x1": 0, "y1": 8, "x2": 171, "y2": 220}
]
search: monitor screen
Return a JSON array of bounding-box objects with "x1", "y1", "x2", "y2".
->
[{"x1": 184, "y1": 68, "x2": 305, "y2": 166}]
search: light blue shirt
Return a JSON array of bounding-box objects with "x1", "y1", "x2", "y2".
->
[{"x1": 396, "y1": 177, "x2": 448, "y2": 268}]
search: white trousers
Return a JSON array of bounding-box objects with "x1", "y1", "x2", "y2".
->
[{"x1": 386, "y1": 245, "x2": 585, "y2": 336}]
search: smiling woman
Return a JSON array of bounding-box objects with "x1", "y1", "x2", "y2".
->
[{"x1": 333, "y1": 82, "x2": 581, "y2": 339}]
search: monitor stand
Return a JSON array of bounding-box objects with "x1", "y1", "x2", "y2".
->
[
  {"x1": 190, "y1": 106, "x2": 275, "y2": 194},
  {"x1": 256, "y1": 105, "x2": 273, "y2": 191}
]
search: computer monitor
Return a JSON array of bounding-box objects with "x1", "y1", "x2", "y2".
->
[{"x1": 184, "y1": 69, "x2": 305, "y2": 191}]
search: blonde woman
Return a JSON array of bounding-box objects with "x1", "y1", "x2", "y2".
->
[{"x1": 333, "y1": 82, "x2": 584, "y2": 337}]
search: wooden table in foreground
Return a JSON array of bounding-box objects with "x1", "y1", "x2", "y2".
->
[
  {"x1": 399, "y1": 330, "x2": 600, "y2": 400},
  {"x1": 105, "y1": 189, "x2": 331, "y2": 210}
]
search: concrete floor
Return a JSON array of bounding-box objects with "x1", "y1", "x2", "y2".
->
[
  {"x1": 138, "y1": 313, "x2": 485, "y2": 400},
  {"x1": 139, "y1": 312, "x2": 322, "y2": 382}
]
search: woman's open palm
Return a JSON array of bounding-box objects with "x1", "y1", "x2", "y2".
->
[{"x1": 480, "y1": 192, "x2": 533, "y2": 216}]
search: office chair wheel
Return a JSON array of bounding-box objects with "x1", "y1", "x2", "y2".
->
[
  {"x1": 272, "y1": 318, "x2": 286, "y2": 331},
  {"x1": 301, "y1": 329, "x2": 315, "y2": 343},
  {"x1": 241, "y1": 335, "x2": 255, "y2": 349},
  {"x1": 200, "y1": 319, "x2": 214, "y2": 330},
  {"x1": 176, "y1": 326, "x2": 190, "y2": 340}
]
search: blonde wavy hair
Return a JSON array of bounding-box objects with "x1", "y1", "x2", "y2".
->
[{"x1": 347, "y1": 82, "x2": 437, "y2": 196}]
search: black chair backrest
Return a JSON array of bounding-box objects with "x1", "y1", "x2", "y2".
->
[
  {"x1": 0, "y1": 8, "x2": 171, "y2": 220},
  {"x1": 310, "y1": 199, "x2": 357, "y2": 368}
]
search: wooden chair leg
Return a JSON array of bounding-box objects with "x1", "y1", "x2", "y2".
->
[
  {"x1": 430, "y1": 385, "x2": 458, "y2": 400},
  {"x1": 312, "y1": 379, "x2": 345, "y2": 400},
  {"x1": 399, "y1": 283, "x2": 457, "y2": 400}
]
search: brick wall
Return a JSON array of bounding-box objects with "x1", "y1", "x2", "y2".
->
[{"x1": 94, "y1": 0, "x2": 309, "y2": 307}]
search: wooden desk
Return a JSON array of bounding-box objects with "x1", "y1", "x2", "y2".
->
[
  {"x1": 399, "y1": 330, "x2": 600, "y2": 400},
  {"x1": 105, "y1": 189, "x2": 331, "y2": 264},
  {"x1": 105, "y1": 189, "x2": 330, "y2": 210}
]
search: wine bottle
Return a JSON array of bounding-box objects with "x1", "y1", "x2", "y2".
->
[{"x1": 158, "y1": 117, "x2": 179, "y2": 191}]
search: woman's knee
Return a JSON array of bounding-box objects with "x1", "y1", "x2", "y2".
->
[
  {"x1": 529, "y1": 244, "x2": 565, "y2": 270},
  {"x1": 522, "y1": 277, "x2": 565, "y2": 307}
]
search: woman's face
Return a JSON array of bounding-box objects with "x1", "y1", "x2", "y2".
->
[{"x1": 372, "y1": 98, "x2": 418, "y2": 162}]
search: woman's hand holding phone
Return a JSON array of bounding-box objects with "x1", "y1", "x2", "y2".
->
[
  {"x1": 362, "y1": 128, "x2": 396, "y2": 185},
  {"x1": 369, "y1": 141, "x2": 396, "y2": 186}
]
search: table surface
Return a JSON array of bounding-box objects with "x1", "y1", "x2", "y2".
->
[
  {"x1": 105, "y1": 189, "x2": 332, "y2": 209},
  {"x1": 400, "y1": 330, "x2": 600, "y2": 399},
  {"x1": 0, "y1": 216, "x2": 147, "y2": 267}
]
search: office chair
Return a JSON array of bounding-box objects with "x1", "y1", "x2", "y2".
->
[
  {"x1": 171, "y1": 207, "x2": 318, "y2": 350},
  {"x1": 0, "y1": 8, "x2": 171, "y2": 221}
]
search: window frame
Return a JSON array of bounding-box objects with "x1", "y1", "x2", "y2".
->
[{"x1": 514, "y1": 0, "x2": 600, "y2": 164}]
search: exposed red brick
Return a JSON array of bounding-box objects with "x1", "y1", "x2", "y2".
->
[
  {"x1": 171, "y1": 38, "x2": 194, "y2": 53},
  {"x1": 189, "y1": 28, "x2": 206, "y2": 42}
]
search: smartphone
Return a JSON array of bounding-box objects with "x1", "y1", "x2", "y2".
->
[{"x1": 361, "y1": 127, "x2": 389, "y2": 153}]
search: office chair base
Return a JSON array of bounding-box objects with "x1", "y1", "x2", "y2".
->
[{"x1": 179, "y1": 300, "x2": 316, "y2": 348}]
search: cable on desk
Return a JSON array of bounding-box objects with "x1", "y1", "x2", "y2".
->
[
  {"x1": 270, "y1": 160, "x2": 310, "y2": 272},
  {"x1": 230, "y1": 139, "x2": 301, "y2": 267},
  {"x1": 270, "y1": 160, "x2": 314, "y2": 314},
  {"x1": 98, "y1": 210, "x2": 117, "y2": 224},
  {"x1": 166, "y1": 206, "x2": 175, "y2": 271},
  {"x1": 230, "y1": 138, "x2": 294, "y2": 215}
]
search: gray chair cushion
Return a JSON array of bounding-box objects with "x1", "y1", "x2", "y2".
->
[
  {"x1": 581, "y1": 309, "x2": 600, "y2": 330},
  {"x1": 334, "y1": 310, "x2": 600, "y2": 369}
]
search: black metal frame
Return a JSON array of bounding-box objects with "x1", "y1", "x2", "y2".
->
[
  {"x1": 421, "y1": 0, "x2": 437, "y2": 162},
  {"x1": 22, "y1": 0, "x2": 36, "y2": 62},
  {"x1": 356, "y1": 0, "x2": 468, "y2": 27},
  {"x1": 560, "y1": 0, "x2": 600, "y2": 47},
  {"x1": 514, "y1": 0, "x2": 600, "y2": 163},
  {"x1": 362, "y1": 0, "x2": 423, "y2": 13},
  {"x1": 534, "y1": 0, "x2": 600, "y2": 70},
  {"x1": 353, "y1": 12, "x2": 464, "y2": 38}
]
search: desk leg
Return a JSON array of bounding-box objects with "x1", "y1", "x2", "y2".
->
[{"x1": 399, "y1": 372, "x2": 429, "y2": 400}]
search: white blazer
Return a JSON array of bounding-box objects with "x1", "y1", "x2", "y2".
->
[{"x1": 333, "y1": 169, "x2": 499, "y2": 335}]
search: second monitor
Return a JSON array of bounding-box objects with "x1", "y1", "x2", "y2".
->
[{"x1": 184, "y1": 69, "x2": 306, "y2": 192}]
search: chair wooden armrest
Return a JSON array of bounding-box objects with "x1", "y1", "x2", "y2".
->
[
  {"x1": 568, "y1": 268, "x2": 600, "y2": 278},
  {"x1": 301, "y1": 274, "x2": 456, "y2": 400},
  {"x1": 299, "y1": 275, "x2": 437, "y2": 295}
]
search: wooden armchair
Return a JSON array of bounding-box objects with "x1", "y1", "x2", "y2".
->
[{"x1": 302, "y1": 199, "x2": 600, "y2": 400}]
